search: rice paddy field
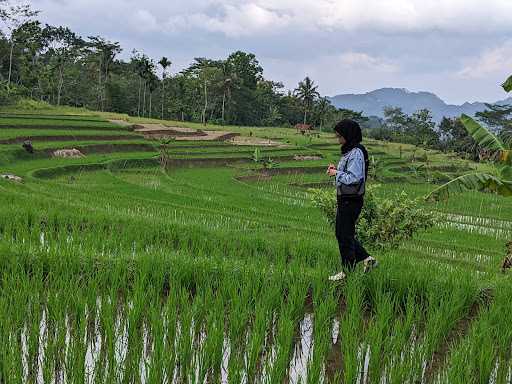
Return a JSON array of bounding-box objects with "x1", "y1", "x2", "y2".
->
[{"x1": 1, "y1": 111, "x2": 511, "y2": 384}]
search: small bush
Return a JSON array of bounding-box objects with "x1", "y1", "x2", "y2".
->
[
  {"x1": 0, "y1": 83, "x2": 21, "y2": 106},
  {"x1": 308, "y1": 185, "x2": 437, "y2": 250},
  {"x1": 14, "y1": 98, "x2": 52, "y2": 110}
]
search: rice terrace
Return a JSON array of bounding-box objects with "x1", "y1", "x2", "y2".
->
[{"x1": 2, "y1": 1, "x2": 512, "y2": 383}]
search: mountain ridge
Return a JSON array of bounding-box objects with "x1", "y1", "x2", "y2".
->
[{"x1": 328, "y1": 88, "x2": 512, "y2": 122}]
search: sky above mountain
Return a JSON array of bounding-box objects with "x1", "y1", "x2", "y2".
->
[{"x1": 29, "y1": 0, "x2": 512, "y2": 104}]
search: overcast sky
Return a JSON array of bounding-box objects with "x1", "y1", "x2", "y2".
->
[{"x1": 28, "y1": 0, "x2": 512, "y2": 104}]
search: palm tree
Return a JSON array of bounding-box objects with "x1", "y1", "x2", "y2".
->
[
  {"x1": 315, "y1": 97, "x2": 332, "y2": 131},
  {"x1": 158, "y1": 57, "x2": 171, "y2": 119},
  {"x1": 295, "y1": 76, "x2": 320, "y2": 125},
  {"x1": 426, "y1": 75, "x2": 512, "y2": 200}
]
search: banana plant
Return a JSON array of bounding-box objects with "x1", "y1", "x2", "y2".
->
[{"x1": 426, "y1": 76, "x2": 512, "y2": 201}]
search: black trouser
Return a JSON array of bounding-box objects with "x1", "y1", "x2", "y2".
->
[{"x1": 335, "y1": 196, "x2": 370, "y2": 270}]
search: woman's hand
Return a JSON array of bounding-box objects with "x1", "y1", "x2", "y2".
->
[{"x1": 327, "y1": 164, "x2": 337, "y2": 177}]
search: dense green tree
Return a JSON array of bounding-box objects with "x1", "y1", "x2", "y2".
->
[
  {"x1": 86, "y1": 36, "x2": 121, "y2": 111},
  {"x1": 439, "y1": 117, "x2": 479, "y2": 159},
  {"x1": 475, "y1": 103, "x2": 512, "y2": 132},
  {"x1": 43, "y1": 26, "x2": 83, "y2": 105},
  {"x1": 383, "y1": 106, "x2": 408, "y2": 134},
  {"x1": 295, "y1": 76, "x2": 320, "y2": 125},
  {"x1": 409, "y1": 109, "x2": 439, "y2": 147},
  {"x1": 0, "y1": 2, "x2": 39, "y2": 87}
]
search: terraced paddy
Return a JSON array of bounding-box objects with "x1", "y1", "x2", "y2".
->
[{"x1": 1, "y1": 112, "x2": 511, "y2": 383}]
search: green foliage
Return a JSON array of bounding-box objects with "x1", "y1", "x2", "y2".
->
[
  {"x1": 11, "y1": 97, "x2": 51, "y2": 110},
  {"x1": 427, "y1": 173, "x2": 512, "y2": 201},
  {"x1": 438, "y1": 117, "x2": 479, "y2": 159},
  {"x1": 252, "y1": 147, "x2": 261, "y2": 163},
  {"x1": 502, "y1": 75, "x2": 512, "y2": 92},
  {"x1": 0, "y1": 82, "x2": 20, "y2": 105},
  {"x1": 308, "y1": 186, "x2": 436, "y2": 249},
  {"x1": 460, "y1": 114, "x2": 505, "y2": 151},
  {"x1": 369, "y1": 107, "x2": 440, "y2": 149}
]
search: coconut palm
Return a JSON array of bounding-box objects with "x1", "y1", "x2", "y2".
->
[
  {"x1": 426, "y1": 76, "x2": 512, "y2": 200},
  {"x1": 295, "y1": 76, "x2": 320, "y2": 125},
  {"x1": 158, "y1": 57, "x2": 171, "y2": 119}
]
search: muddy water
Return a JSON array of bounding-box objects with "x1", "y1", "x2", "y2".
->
[
  {"x1": 18, "y1": 306, "x2": 333, "y2": 384},
  {"x1": 18, "y1": 306, "x2": 503, "y2": 384}
]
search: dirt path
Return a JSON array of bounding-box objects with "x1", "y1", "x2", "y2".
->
[{"x1": 228, "y1": 136, "x2": 288, "y2": 147}]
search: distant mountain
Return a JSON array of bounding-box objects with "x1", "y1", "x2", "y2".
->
[{"x1": 328, "y1": 88, "x2": 512, "y2": 123}]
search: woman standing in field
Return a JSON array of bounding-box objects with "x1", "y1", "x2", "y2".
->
[{"x1": 327, "y1": 119, "x2": 378, "y2": 281}]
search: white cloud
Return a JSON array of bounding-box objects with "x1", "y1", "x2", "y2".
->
[
  {"x1": 31, "y1": 0, "x2": 512, "y2": 37},
  {"x1": 338, "y1": 52, "x2": 399, "y2": 73},
  {"x1": 160, "y1": 0, "x2": 512, "y2": 37},
  {"x1": 132, "y1": 10, "x2": 159, "y2": 33},
  {"x1": 457, "y1": 40, "x2": 512, "y2": 79},
  {"x1": 28, "y1": 0, "x2": 512, "y2": 104},
  {"x1": 166, "y1": 3, "x2": 291, "y2": 37}
]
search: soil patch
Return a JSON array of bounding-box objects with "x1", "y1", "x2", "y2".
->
[
  {"x1": 133, "y1": 124, "x2": 198, "y2": 134},
  {"x1": 133, "y1": 124, "x2": 239, "y2": 142},
  {"x1": 39, "y1": 143, "x2": 155, "y2": 157},
  {"x1": 175, "y1": 131, "x2": 240, "y2": 142},
  {"x1": 228, "y1": 136, "x2": 288, "y2": 147},
  {"x1": 1, "y1": 173, "x2": 23, "y2": 182},
  {"x1": 52, "y1": 148, "x2": 85, "y2": 158}
]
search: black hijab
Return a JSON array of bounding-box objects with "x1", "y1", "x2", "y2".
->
[{"x1": 334, "y1": 119, "x2": 369, "y2": 180}]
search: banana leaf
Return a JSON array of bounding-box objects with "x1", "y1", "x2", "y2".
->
[
  {"x1": 460, "y1": 114, "x2": 505, "y2": 151},
  {"x1": 503, "y1": 75, "x2": 512, "y2": 93},
  {"x1": 426, "y1": 172, "x2": 512, "y2": 201},
  {"x1": 498, "y1": 165, "x2": 512, "y2": 181}
]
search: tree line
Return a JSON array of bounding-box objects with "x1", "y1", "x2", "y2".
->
[
  {"x1": 365, "y1": 104, "x2": 512, "y2": 161},
  {"x1": 1, "y1": 1, "x2": 511, "y2": 162},
  {"x1": 0, "y1": 2, "x2": 360, "y2": 129}
]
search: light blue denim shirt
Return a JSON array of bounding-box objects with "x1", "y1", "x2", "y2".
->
[{"x1": 335, "y1": 147, "x2": 365, "y2": 187}]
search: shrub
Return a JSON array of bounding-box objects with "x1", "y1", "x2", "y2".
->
[
  {"x1": 14, "y1": 98, "x2": 52, "y2": 110},
  {"x1": 308, "y1": 185, "x2": 437, "y2": 250},
  {"x1": 0, "y1": 83, "x2": 21, "y2": 106}
]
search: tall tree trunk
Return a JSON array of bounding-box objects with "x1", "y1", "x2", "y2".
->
[
  {"x1": 202, "y1": 80, "x2": 208, "y2": 126},
  {"x1": 222, "y1": 91, "x2": 226, "y2": 125},
  {"x1": 97, "y1": 57, "x2": 102, "y2": 111},
  {"x1": 161, "y1": 79, "x2": 165, "y2": 120},
  {"x1": 7, "y1": 40, "x2": 15, "y2": 87},
  {"x1": 137, "y1": 77, "x2": 142, "y2": 117},
  {"x1": 303, "y1": 109, "x2": 307, "y2": 125},
  {"x1": 57, "y1": 65, "x2": 64, "y2": 106},
  {"x1": 143, "y1": 80, "x2": 147, "y2": 117},
  {"x1": 102, "y1": 59, "x2": 110, "y2": 112},
  {"x1": 149, "y1": 92, "x2": 152, "y2": 118}
]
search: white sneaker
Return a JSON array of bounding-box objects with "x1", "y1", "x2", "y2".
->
[
  {"x1": 329, "y1": 271, "x2": 346, "y2": 281},
  {"x1": 363, "y1": 256, "x2": 378, "y2": 273}
]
